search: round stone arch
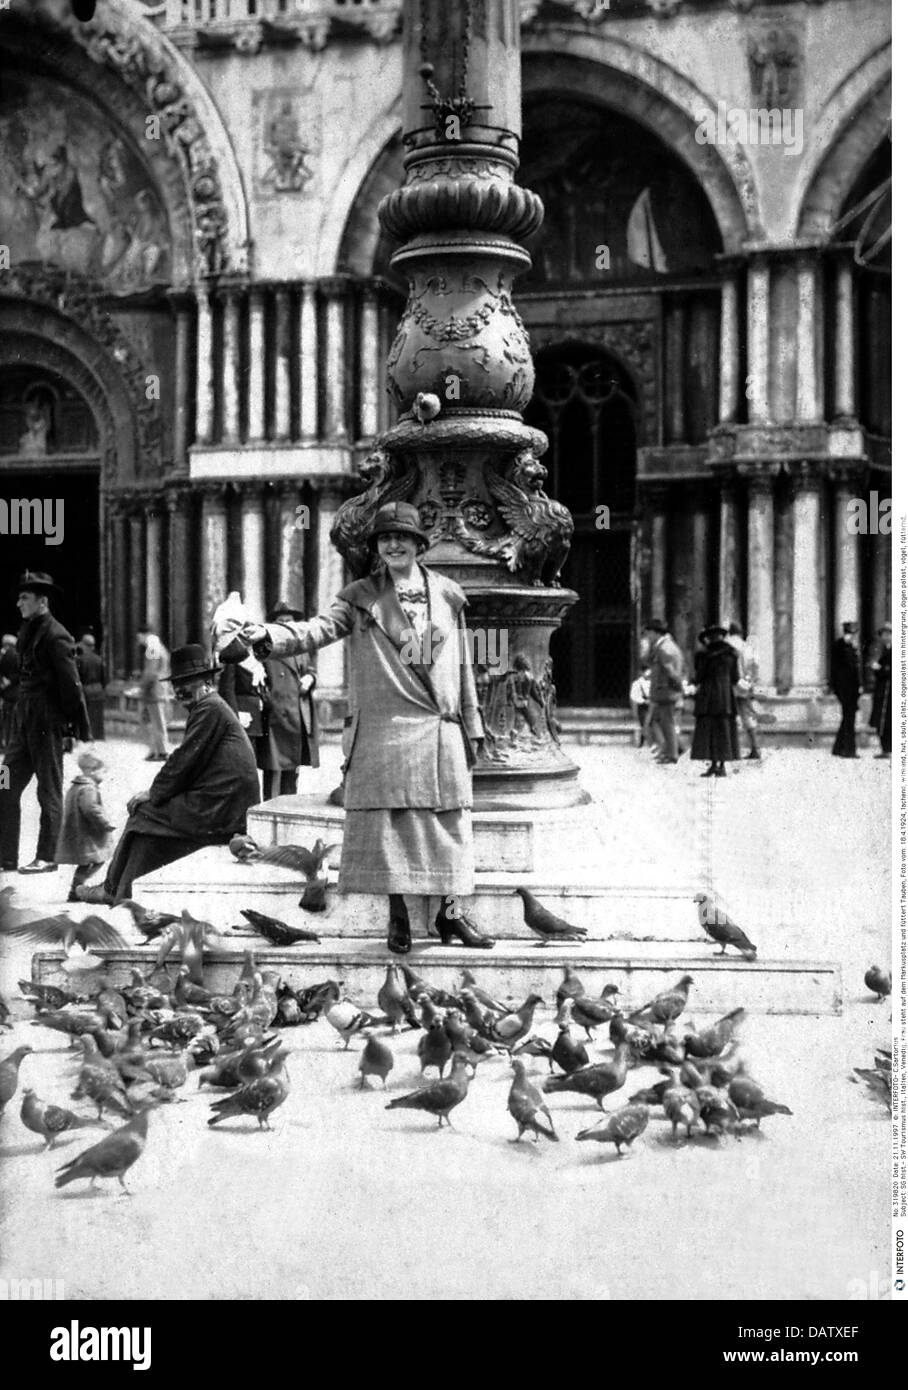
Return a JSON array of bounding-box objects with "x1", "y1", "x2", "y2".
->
[
  {"x1": 520, "y1": 44, "x2": 756, "y2": 251},
  {"x1": 0, "y1": 300, "x2": 139, "y2": 488},
  {"x1": 326, "y1": 104, "x2": 403, "y2": 277},
  {"x1": 3, "y1": 0, "x2": 250, "y2": 282},
  {"x1": 795, "y1": 47, "x2": 891, "y2": 240}
]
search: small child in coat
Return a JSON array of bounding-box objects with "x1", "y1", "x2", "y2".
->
[{"x1": 56, "y1": 750, "x2": 116, "y2": 902}]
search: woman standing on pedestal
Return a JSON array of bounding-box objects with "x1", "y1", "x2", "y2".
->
[{"x1": 238, "y1": 502, "x2": 494, "y2": 955}]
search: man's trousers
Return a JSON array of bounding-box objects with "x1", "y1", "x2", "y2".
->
[{"x1": 0, "y1": 705, "x2": 64, "y2": 866}]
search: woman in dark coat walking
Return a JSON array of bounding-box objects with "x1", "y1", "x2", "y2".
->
[
  {"x1": 256, "y1": 602, "x2": 320, "y2": 800},
  {"x1": 690, "y1": 624, "x2": 741, "y2": 777}
]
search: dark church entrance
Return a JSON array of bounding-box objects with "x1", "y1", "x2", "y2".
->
[
  {"x1": 525, "y1": 343, "x2": 637, "y2": 706},
  {"x1": 0, "y1": 470, "x2": 101, "y2": 644}
]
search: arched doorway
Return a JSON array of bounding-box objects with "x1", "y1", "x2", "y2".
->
[
  {"x1": 0, "y1": 362, "x2": 101, "y2": 641},
  {"x1": 525, "y1": 344, "x2": 637, "y2": 705}
]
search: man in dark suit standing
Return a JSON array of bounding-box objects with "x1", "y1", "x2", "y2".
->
[
  {"x1": 830, "y1": 620, "x2": 862, "y2": 758},
  {"x1": 643, "y1": 617, "x2": 686, "y2": 764},
  {"x1": 0, "y1": 571, "x2": 90, "y2": 873}
]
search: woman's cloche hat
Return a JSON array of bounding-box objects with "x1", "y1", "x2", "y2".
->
[{"x1": 366, "y1": 501, "x2": 429, "y2": 548}]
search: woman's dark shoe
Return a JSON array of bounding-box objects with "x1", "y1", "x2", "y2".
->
[
  {"x1": 714, "y1": 764, "x2": 727, "y2": 777},
  {"x1": 434, "y1": 907, "x2": 495, "y2": 949},
  {"x1": 700, "y1": 765, "x2": 715, "y2": 778},
  {"x1": 387, "y1": 900, "x2": 411, "y2": 955}
]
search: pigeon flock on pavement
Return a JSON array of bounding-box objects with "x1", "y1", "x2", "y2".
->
[{"x1": 0, "y1": 879, "x2": 891, "y2": 1192}]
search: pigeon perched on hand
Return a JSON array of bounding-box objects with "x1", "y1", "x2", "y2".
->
[
  {"x1": 864, "y1": 965, "x2": 891, "y2": 1002},
  {"x1": 239, "y1": 908, "x2": 321, "y2": 946},
  {"x1": 508, "y1": 1059, "x2": 558, "y2": 1143},
  {"x1": 0, "y1": 1044, "x2": 33, "y2": 1116},
  {"x1": 543, "y1": 1043, "x2": 631, "y2": 1110},
  {"x1": 54, "y1": 1105, "x2": 153, "y2": 1194},
  {"x1": 358, "y1": 1032, "x2": 394, "y2": 1089},
  {"x1": 20, "y1": 1089, "x2": 110, "y2": 1150},
  {"x1": 576, "y1": 1103, "x2": 649, "y2": 1156},
  {"x1": 385, "y1": 1054, "x2": 471, "y2": 1128},
  {"x1": 515, "y1": 887, "x2": 587, "y2": 945},
  {"x1": 693, "y1": 892, "x2": 757, "y2": 959}
]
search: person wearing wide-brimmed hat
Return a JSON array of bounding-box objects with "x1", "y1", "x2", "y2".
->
[
  {"x1": 869, "y1": 621, "x2": 892, "y2": 758},
  {"x1": 236, "y1": 501, "x2": 493, "y2": 955},
  {"x1": 256, "y1": 600, "x2": 320, "y2": 800},
  {"x1": 690, "y1": 624, "x2": 741, "y2": 777},
  {"x1": 0, "y1": 571, "x2": 90, "y2": 874},
  {"x1": 76, "y1": 644, "x2": 260, "y2": 904}
]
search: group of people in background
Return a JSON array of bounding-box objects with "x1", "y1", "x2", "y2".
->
[{"x1": 630, "y1": 615, "x2": 892, "y2": 773}]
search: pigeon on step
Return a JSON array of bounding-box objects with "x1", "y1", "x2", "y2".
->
[
  {"x1": 693, "y1": 892, "x2": 757, "y2": 959},
  {"x1": 239, "y1": 908, "x2": 320, "y2": 946},
  {"x1": 514, "y1": 888, "x2": 587, "y2": 945}
]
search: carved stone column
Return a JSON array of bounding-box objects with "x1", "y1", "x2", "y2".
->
[
  {"x1": 107, "y1": 499, "x2": 130, "y2": 679},
  {"x1": 359, "y1": 278, "x2": 381, "y2": 440},
  {"x1": 790, "y1": 462, "x2": 826, "y2": 689},
  {"x1": 195, "y1": 288, "x2": 214, "y2": 445},
  {"x1": 870, "y1": 510, "x2": 891, "y2": 631},
  {"x1": 744, "y1": 469, "x2": 776, "y2": 688},
  {"x1": 832, "y1": 469, "x2": 862, "y2": 631},
  {"x1": 247, "y1": 287, "x2": 266, "y2": 444},
  {"x1": 144, "y1": 504, "x2": 163, "y2": 636},
  {"x1": 323, "y1": 277, "x2": 349, "y2": 441},
  {"x1": 277, "y1": 483, "x2": 306, "y2": 617},
  {"x1": 834, "y1": 256, "x2": 856, "y2": 420},
  {"x1": 665, "y1": 296, "x2": 686, "y2": 444},
  {"x1": 274, "y1": 286, "x2": 292, "y2": 442},
  {"x1": 128, "y1": 507, "x2": 145, "y2": 673},
  {"x1": 169, "y1": 295, "x2": 191, "y2": 470},
  {"x1": 649, "y1": 488, "x2": 668, "y2": 621},
  {"x1": 795, "y1": 254, "x2": 822, "y2": 424},
  {"x1": 199, "y1": 484, "x2": 229, "y2": 641},
  {"x1": 220, "y1": 285, "x2": 242, "y2": 445},
  {"x1": 746, "y1": 257, "x2": 771, "y2": 425},
  {"x1": 718, "y1": 268, "x2": 740, "y2": 424},
  {"x1": 166, "y1": 488, "x2": 191, "y2": 648},
  {"x1": 240, "y1": 486, "x2": 267, "y2": 622},
  {"x1": 718, "y1": 471, "x2": 740, "y2": 627},
  {"x1": 299, "y1": 281, "x2": 318, "y2": 439},
  {"x1": 314, "y1": 489, "x2": 345, "y2": 693}
]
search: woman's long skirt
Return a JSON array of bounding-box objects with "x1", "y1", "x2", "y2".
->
[
  {"x1": 338, "y1": 808, "x2": 474, "y2": 894},
  {"x1": 691, "y1": 715, "x2": 740, "y2": 763}
]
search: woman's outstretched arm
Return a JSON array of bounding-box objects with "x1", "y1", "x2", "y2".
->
[{"x1": 244, "y1": 597, "x2": 356, "y2": 659}]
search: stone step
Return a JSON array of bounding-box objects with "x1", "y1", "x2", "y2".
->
[
  {"x1": 134, "y1": 845, "x2": 703, "y2": 940},
  {"x1": 30, "y1": 940, "x2": 841, "y2": 1016}
]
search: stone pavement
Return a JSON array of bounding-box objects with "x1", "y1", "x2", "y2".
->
[{"x1": 0, "y1": 736, "x2": 892, "y2": 1300}]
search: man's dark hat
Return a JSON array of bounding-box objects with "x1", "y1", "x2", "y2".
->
[
  {"x1": 643, "y1": 616, "x2": 667, "y2": 634},
  {"x1": 367, "y1": 501, "x2": 429, "y2": 547},
  {"x1": 268, "y1": 600, "x2": 305, "y2": 623},
  {"x1": 699, "y1": 623, "x2": 729, "y2": 644},
  {"x1": 12, "y1": 569, "x2": 60, "y2": 600},
  {"x1": 169, "y1": 644, "x2": 219, "y2": 684}
]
